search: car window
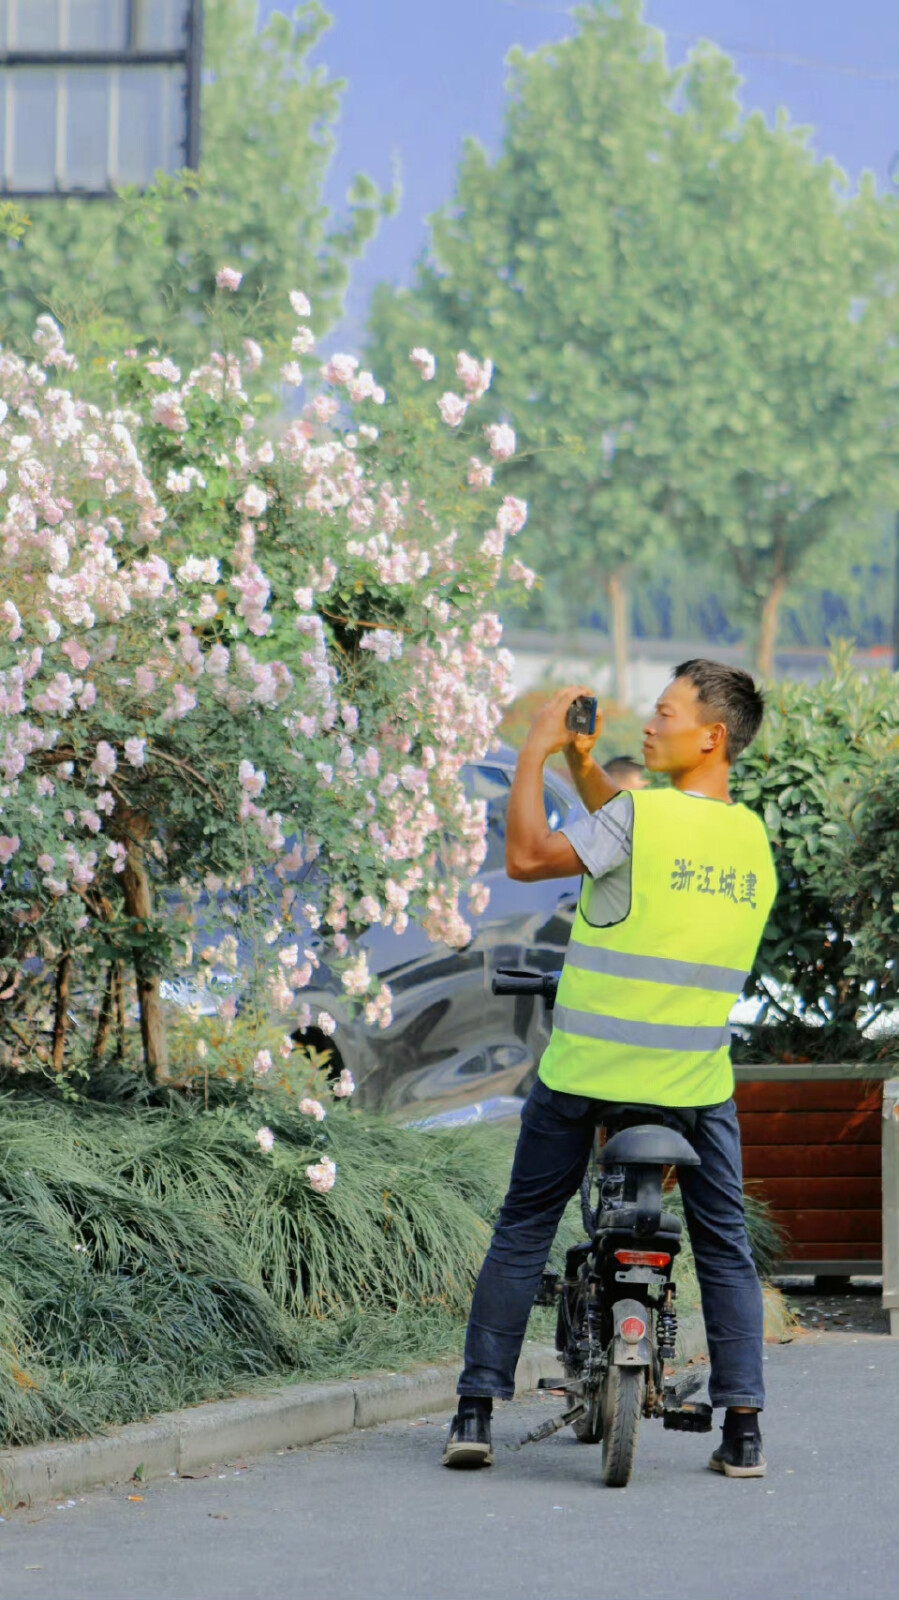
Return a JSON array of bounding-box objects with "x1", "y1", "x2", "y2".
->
[{"x1": 462, "y1": 764, "x2": 511, "y2": 874}]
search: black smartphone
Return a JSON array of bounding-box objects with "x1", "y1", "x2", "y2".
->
[{"x1": 565, "y1": 695, "x2": 598, "y2": 735}]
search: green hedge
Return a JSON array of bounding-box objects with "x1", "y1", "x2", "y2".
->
[{"x1": 733, "y1": 650, "x2": 899, "y2": 1061}]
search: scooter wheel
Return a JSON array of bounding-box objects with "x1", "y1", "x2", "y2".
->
[
  {"x1": 601, "y1": 1366, "x2": 645, "y2": 1487},
  {"x1": 571, "y1": 1389, "x2": 603, "y2": 1444}
]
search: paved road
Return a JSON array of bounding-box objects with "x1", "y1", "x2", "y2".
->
[{"x1": 1, "y1": 1334, "x2": 896, "y2": 1600}]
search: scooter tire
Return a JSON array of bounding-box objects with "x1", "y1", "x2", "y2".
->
[
  {"x1": 601, "y1": 1366, "x2": 645, "y2": 1487},
  {"x1": 571, "y1": 1390, "x2": 603, "y2": 1444}
]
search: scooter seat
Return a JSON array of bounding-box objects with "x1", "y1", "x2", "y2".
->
[
  {"x1": 600, "y1": 1123, "x2": 700, "y2": 1168},
  {"x1": 596, "y1": 1206, "x2": 683, "y2": 1237}
]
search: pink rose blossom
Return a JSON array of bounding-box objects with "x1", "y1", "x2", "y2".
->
[
  {"x1": 306, "y1": 1156, "x2": 337, "y2": 1194},
  {"x1": 300, "y1": 1097, "x2": 327, "y2": 1122},
  {"x1": 485, "y1": 422, "x2": 516, "y2": 461},
  {"x1": 317, "y1": 1011, "x2": 337, "y2": 1037},
  {"x1": 496, "y1": 496, "x2": 528, "y2": 536},
  {"x1": 106, "y1": 841, "x2": 128, "y2": 873},
  {"x1": 311, "y1": 394, "x2": 340, "y2": 424},
  {"x1": 456, "y1": 352, "x2": 493, "y2": 400},
  {"x1": 324, "y1": 353, "x2": 358, "y2": 385},
  {"x1": 0, "y1": 835, "x2": 20, "y2": 864},
  {"x1": 467, "y1": 456, "x2": 494, "y2": 491},
  {"x1": 239, "y1": 760, "x2": 266, "y2": 799},
  {"x1": 124, "y1": 737, "x2": 147, "y2": 766},
  {"x1": 236, "y1": 484, "x2": 268, "y2": 518},
  {"x1": 255, "y1": 1126, "x2": 275, "y2": 1154},
  {"x1": 332, "y1": 1068, "x2": 356, "y2": 1099},
  {"x1": 62, "y1": 639, "x2": 91, "y2": 671},
  {"x1": 91, "y1": 741, "x2": 117, "y2": 782},
  {"x1": 166, "y1": 683, "x2": 197, "y2": 720},
  {"x1": 438, "y1": 392, "x2": 468, "y2": 429},
  {"x1": 253, "y1": 1049, "x2": 273, "y2": 1076},
  {"x1": 216, "y1": 265, "x2": 243, "y2": 292},
  {"x1": 508, "y1": 557, "x2": 537, "y2": 591},
  {"x1": 410, "y1": 348, "x2": 436, "y2": 381},
  {"x1": 150, "y1": 393, "x2": 188, "y2": 433},
  {"x1": 290, "y1": 290, "x2": 312, "y2": 318}
]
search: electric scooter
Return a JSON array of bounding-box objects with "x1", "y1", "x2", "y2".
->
[{"x1": 494, "y1": 967, "x2": 712, "y2": 1487}]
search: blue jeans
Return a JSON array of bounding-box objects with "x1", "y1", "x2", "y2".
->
[{"x1": 458, "y1": 1078, "x2": 765, "y2": 1411}]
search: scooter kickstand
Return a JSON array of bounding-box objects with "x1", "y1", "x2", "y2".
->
[{"x1": 507, "y1": 1402, "x2": 587, "y2": 1451}]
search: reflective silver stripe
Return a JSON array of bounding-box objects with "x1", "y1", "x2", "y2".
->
[
  {"x1": 566, "y1": 940, "x2": 747, "y2": 995},
  {"x1": 554, "y1": 1004, "x2": 731, "y2": 1054}
]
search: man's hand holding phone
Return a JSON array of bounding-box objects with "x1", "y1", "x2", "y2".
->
[{"x1": 524, "y1": 685, "x2": 602, "y2": 762}]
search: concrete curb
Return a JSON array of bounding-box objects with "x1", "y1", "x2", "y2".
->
[
  {"x1": 0, "y1": 1316, "x2": 708, "y2": 1512},
  {"x1": 0, "y1": 1344, "x2": 561, "y2": 1512}
]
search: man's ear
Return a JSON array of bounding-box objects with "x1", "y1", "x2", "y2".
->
[{"x1": 702, "y1": 721, "x2": 727, "y2": 754}]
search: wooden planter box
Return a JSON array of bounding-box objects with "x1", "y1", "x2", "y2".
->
[{"x1": 734, "y1": 1062, "x2": 895, "y2": 1276}]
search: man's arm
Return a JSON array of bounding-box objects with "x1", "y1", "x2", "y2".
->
[
  {"x1": 563, "y1": 744, "x2": 622, "y2": 815},
  {"x1": 506, "y1": 745, "x2": 586, "y2": 882},
  {"x1": 505, "y1": 684, "x2": 617, "y2": 882}
]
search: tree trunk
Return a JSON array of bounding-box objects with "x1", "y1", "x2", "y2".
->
[
  {"x1": 606, "y1": 568, "x2": 630, "y2": 708},
  {"x1": 52, "y1": 952, "x2": 71, "y2": 1072},
  {"x1": 113, "y1": 962, "x2": 126, "y2": 1061},
  {"x1": 118, "y1": 812, "x2": 170, "y2": 1082},
  {"x1": 756, "y1": 573, "x2": 788, "y2": 681},
  {"x1": 92, "y1": 963, "x2": 115, "y2": 1062}
]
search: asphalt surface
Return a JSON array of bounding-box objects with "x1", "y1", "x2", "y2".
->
[
  {"x1": 1, "y1": 1334, "x2": 896, "y2": 1600},
  {"x1": 777, "y1": 1278, "x2": 891, "y2": 1337}
]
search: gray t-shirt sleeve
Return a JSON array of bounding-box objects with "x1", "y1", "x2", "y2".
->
[{"x1": 561, "y1": 791, "x2": 634, "y2": 878}]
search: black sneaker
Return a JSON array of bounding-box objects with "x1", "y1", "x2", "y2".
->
[
  {"x1": 709, "y1": 1427, "x2": 767, "y2": 1478},
  {"x1": 443, "y1": 1402, "x2": 493, "y2": 1469}
]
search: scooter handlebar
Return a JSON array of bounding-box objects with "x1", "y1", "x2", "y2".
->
[{"x1": 492, "y1": 968, "x2": 560, "y2": 1000}]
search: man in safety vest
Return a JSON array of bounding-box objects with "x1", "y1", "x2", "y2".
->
[{"x1": 444, "y1": 659, "x2": 777, "y2": 1478}]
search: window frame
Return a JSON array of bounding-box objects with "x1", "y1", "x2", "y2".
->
[{"x1": 0, "y1": 0, "x2": 202, "y2": 195}]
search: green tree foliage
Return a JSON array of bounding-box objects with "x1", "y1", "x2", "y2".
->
[
  {"x1": 667, "y1": 74, "x2": 899, "y2": 678},
  {"x1": 0, "y1": 2, "x2": 393, "y2": 364},
  {"x1": 367, "y1": 0, "x2": 899, "y2": 684}
]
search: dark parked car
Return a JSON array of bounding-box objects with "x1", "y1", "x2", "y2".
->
[
  {"x1": 290, "y1": 749, "x2": 584, "y2": 1120},
  {"x1": 162, "y1": 748, "x2": 584, "y2": 1121}
]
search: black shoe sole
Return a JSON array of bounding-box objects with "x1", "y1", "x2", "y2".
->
[
  {"x1": 443, "y1": 1439, "x2": 494, "y2": 1469},
  {"x1": 709, "y1": 1452, "x2": 767, "y2": 1478}
]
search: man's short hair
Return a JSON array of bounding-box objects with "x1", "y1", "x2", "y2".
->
[
  {"x1": 605, "y1": 755, "x2": 644, "y2": 779},
  {"x1": 673, "y1": 659, "x2": 765, "y2": 763}
]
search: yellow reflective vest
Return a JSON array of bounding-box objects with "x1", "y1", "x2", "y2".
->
[{"x1": 538, "y1": 787, "x2": 777, "y2": 1107}]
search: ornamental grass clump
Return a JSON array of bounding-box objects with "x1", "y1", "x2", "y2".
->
[{"x1": 0, "y1": 1086, "x2": 512, "y2": 1447}]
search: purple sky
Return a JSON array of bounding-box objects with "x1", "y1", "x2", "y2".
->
[{"x1": 257, "y1": 1, "x2": 899, "y2": 341}]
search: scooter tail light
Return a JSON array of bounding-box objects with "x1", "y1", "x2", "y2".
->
[
  {"x1": 615, "y1": 1250, "x2": 671, "y2": 1268},
  {"x1": 620, "y1": 1315, "x2": 647, "y2": 1343}
]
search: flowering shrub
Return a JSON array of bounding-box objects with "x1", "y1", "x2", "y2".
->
[{"x1": 0, "y1": 293, "x2": 529, "y2": 1126}]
